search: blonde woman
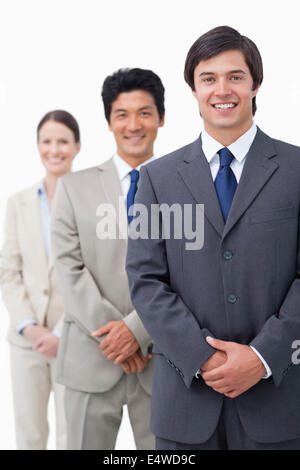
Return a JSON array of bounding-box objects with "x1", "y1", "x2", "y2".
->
[{"x1": 0, "y1": 110, "x2": 81, "y2": 449}]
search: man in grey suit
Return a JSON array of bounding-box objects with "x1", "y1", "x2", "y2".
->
[
  {"x1": 51, "y1": 68, "x2": 165, "y2": 449},
  {"x1": 126, "y1": 26, "x2": 300, "y2": 449}
]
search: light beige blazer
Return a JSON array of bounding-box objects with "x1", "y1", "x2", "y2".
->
[
  {"x1": 51, "y1": 158, "x2": 154, "y2": 395},
  {"x1": 0, "y1": 183, "x2": 64, "y2": 348}
]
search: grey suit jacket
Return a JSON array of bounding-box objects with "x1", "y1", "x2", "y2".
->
[
  {"x1": 126, "y1": 128, "x2": 300, "y2": 444},
  {"x1": 51, "y1": 158, "x2": 154, "y2": 394}
]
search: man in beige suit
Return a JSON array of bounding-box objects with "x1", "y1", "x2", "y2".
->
[
  {"x1": 0, "y1": 110, "x2": 81, "y2": 449},
  {"x1": 51, "y1": 68, "x2": 165, "y2": 450}
]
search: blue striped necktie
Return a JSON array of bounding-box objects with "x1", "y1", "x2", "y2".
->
[
  {"x1": 127, "y1": 169, "x2": 139, "y2": 223},
  {"x1": 214, "y1": 147, "x2": 237, "y2": 222}
]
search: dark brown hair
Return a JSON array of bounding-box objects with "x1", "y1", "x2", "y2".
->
[
  {"x1": 37, "y1": 110, "x2": 80, "y2": 142},
  {"x1": 184, "y1": 26, "x2": 263, "y2": 115}
]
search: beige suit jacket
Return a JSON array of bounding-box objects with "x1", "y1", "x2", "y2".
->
[
  {"x1": 51, "y1": 158, "x2": 154, "y2": 395},
  {"x1": 0, "y1": 183, "x2": 65, "y2": 348}
]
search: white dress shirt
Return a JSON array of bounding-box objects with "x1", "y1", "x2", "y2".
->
[
  {"x1": 113, "y1": 153, "x2": 156, "y2": 198},
  {"x1": 201, "y1": 122, "x2": 257, "y2": 183},
  {"x1": 198, "y1": 122, "x2": 272, "y2": 379}
]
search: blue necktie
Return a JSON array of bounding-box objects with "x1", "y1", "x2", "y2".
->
[
  {"x1": 127, "y1": 169, "x2": 140, "y2": 223},
  {"x1": 214, "y1": 147, "x2": 237, "y2": 222}
]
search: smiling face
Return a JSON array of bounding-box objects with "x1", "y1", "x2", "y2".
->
[
  {"x1": 192, "y1": 49, "x2": 259, "y2": 145},
  {"x1": 108, "y1": 90, "x2": 164, "y2": 167},
  {"x1": 37, "y1": 120, "x2": 80, "y2": 176}
]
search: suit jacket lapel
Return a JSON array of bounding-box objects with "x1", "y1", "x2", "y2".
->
[
  {"x1": 222, "y1": 128, "x2": 279, "y2": 240},
  {"x1": 97, "y1": 157, "x2": 128, "y2": 242},
  {"x1": 178, "y1": 129, "x2": 279, "y2": 241},
  {"x1": 48, "y1": 257, "x2": 54, "y2": 272},
  {"x1": 178, "y1": 136, "x2": 225, "y2": 237},
  {"x1": 20, "y1": 184, "x2": 49, "y2": 283}
]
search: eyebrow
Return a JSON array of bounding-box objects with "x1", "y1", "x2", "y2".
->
[
  {"x1": 199, "y1": 69, "x2": 247, "y2": 77},
  {"x1": 113, "y1": 105, "x2": 154, "y2": 114}
]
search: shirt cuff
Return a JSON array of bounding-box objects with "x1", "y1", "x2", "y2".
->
[
  {"x1": 52, "y1": 329, "x2": 61, "y2": 338},
  {"x1": 250, "y1": 345, "x2": 272, "y2": 378},
  {"x1": 195, "y1": 368, "x2": 202, "y2": 378},
  {"x1": 16, "y1": 319, "x2": 38, "y2": 335}
]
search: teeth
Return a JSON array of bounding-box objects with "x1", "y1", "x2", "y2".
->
[{"x1": 214, "y1": 103, "x2": 236, "y2": 109}]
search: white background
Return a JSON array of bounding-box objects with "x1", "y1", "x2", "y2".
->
[{"x1": 0, "y1": 0, "x2": 299, "y2": 450}]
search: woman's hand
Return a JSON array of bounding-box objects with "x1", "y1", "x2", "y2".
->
[{"x1": 22, "y1": 324, "x2": 50, "y2": 343}]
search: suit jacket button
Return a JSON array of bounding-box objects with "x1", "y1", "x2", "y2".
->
[
  {"x1": 223, "y1": 251, "x2": 233, "y2": 260},
  {"x1": 43, "y1": 288, "x2": 49, "y2": 296},
  {"x1": 228, "y1": 294, "x2": 237, "y2": 304}
]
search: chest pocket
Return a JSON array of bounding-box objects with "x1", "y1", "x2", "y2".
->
[{"x1": 250, "y1": 206, "x2": 297, "y2": 224}]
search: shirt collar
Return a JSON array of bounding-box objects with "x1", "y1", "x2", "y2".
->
[
  {"x1": 201, "y1": 122, "x2": 257, "y2": 164},
  {"x1": 113, "y1": 153, "x2": 156, "y2": 182},
  {"x1": 37, "y1": 179, "x2": 46, "y2": 197}
]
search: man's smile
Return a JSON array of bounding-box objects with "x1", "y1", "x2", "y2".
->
[
  {"x1": 211, "y1": 102, "x2": 238, "y2": 110},
  {"x1": 124, "y1": 135, "x2": 145, "y2": 142}
]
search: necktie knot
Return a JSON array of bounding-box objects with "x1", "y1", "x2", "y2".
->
[
  {"x1": 218, "y1": 147, "x2": 234, "y2": 167},
  {"x1": 129, "y1": 169, "x2": 139, "y2": 183}
]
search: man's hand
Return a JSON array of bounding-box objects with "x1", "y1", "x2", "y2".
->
[
  {"x1": 34, "y1": 331, "x2": 59, "y2": 358},
  {"x1": 121, "y1": 350, "x2": 152, "y2": 374},
  {"x1": 201, "y1": 350, "x2": 227, "y2": 372},
  {"x1": 22, "y1": 324, "x2": 50, "y2": 343},
  {"x1": 92, "y1": 320, "x2": 139, "y2": 363},
  {"x1": 202, "y1": 337, "x2": 266, "y2": 398}
]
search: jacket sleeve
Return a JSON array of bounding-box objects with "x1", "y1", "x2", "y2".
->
[
  {"x1": 0, "y1": 195, "x2": 38, "y2": 330},
  {"x1": 250, "y1": 216, "x2": 300, "y2": 387},
  {"x1": 51, "y1": 177, "x2": 138, "y2": 342},
  {"x1": 123, "y1": 309, "x2": 153, "y2": 356},
  {"x1": 126, "y1": 166, "x2": 216, "y2": 388}
]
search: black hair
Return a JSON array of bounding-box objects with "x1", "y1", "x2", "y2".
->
[{"x1": 101, "y1": 68, "x2": 165, "y2": 122}]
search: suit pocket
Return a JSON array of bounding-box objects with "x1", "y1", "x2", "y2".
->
[
  {"x1": 152, "y1": 344, "x2": 164, "y2": 356},
  {"x1": 249, "y1": 206, "x2": 297, "y2": 224},
  {"x1": 63, "y1": 314, "x2": 99, "y2": 342},
  {"x1": 63, "y1": 315, "x2": 75, "y2": 323}
]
